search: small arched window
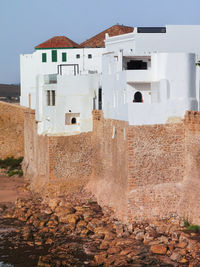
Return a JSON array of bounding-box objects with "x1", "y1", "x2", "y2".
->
[
  {"x1": 133, "y1": 91, "x2": 143, "y2": 103},
  {"x1": 71, "y1": 117, "x2": 76, "y2": 124}
]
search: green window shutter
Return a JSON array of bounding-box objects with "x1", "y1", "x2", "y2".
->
[
  {"x1": 62, "y1": 52, "x2": 67, "y2": 62},
  {"x1": 52, "y1": 50, "x2": 57, "y2": 62},
  {"x1": 42, "y1": 53, "x2": 47, "y2": 62}
]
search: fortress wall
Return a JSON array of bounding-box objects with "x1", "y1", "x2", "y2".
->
[
  {"x1": 127, "y1": 123, "x2": 185, "y2": 222},
  {"x1": 178, "y1": 111, "x2": 200, "y2": 224},
  {"x1": 89, "y1": 111, "x2": 186, "y2": 223},
  {"x1": 0, "y1": 101, "x2": 26, "y2": 159},
  {"x1": 23, "y1": 110, "x2": 93, "y2": 196},
  {"x1": 87, "y1": 111, "x2": 129, "y2": 222},
  {"x1": 47, "y1": 133, "x2": 93, "y2": 194},
  {"x1": 23, "y1": 110, "x2": 49, "y2": 190},
  {"x1": 23, "y1": 109, "x2": 200, "y2": 224}
]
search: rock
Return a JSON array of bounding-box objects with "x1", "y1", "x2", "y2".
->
[
  {"x1": 176, "y1": 241, "x2": 187, "y2": 248},
  {"x1": 170, "y1": 251, "x2": 182, "y2": 262},
  {"x1": 104, "y1": 232, "x2": 116, "y2": 241},
  {"x1": 115, "y1": 238, "x2": 133, "y2": 247},
  {"x1": 59, "y1": 213, "x2": 79, "y2": 226},
  {"x1": 135, "y1": 231, "x2": 145, "y2": 240},
  {"x1": 107, "y1": 246, "x2": 121, "y2": 254},
  {"x1": 100, "y1": 240, "x2": 110, "y2": 250},
  {"x1": 94, "y1": 252, "x2": 107, "y2": 265},
  {"x1": 48, "y1": 199, "x2": 60, "y2": 210},
  {"x1": 113, "y1": 256, "x2": 128, "y2": 266},
  {"x1": 178, "y1": 258, "x2": 188, "y2": 263},
  {"x1": 158, "y1": 235, "x2": 169, "y2": 244},
  {"x1": 179, "y1": 232, "x2": 190, "y2": 243},
  {"x1": 171, "y1": 231, "x2": 180, "y2": 242},
  {"x1": 143, "y1": 233, "x2": 154, "y2": 245},
  {"x1": 120, "y1": 247, "x2": 133, "y2": 256},
  {"x1": 168, "y1": 243, "x2": 174, "y2": 252},
  {"x1": 150, "y1": 244, "x2": 167, "y2": 255},
  {"x1": 37, "y1": 256, "x2": 51, "y2": 267},
  {"x1": 45, "y1": 238, "x2": 53, "y2": 245}
]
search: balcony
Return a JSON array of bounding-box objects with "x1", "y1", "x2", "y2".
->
[{"x1": 125, "y1": 69, "x2": 152, "y2": 83}]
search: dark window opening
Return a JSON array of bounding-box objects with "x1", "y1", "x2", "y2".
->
[
  {"x1": 98, "y1": 88, "x2": 102, "y2": 110},
  {"x1": 42, "y1": 53, "x2": 47, "y2": 62},
  {"x1": 71, "y1": 117, "x2": 76, "y2": 124},
  {"x1": 137, "y1": 27, "x2": 166, "y2": 33},
  {"x1": 88, "y1": 54, "x2": 92, "y2": 59},
  {"x1": 127, "y1": 60, "x2": 147, "y2": 70},
  {"x1": 76, "y1": 54, "x2": 80, "y2": 59},
  {"x1": 52, "y1": 50, "x2": 57, "y2": 62},
  {"x1": 47, "y1": 90, "x2": 56, "y2": 106},
  {"x1": 62, "y1": 52, "x2": 67, "y2": 62},
  {"x1": 133, "y1": 91, "x2": 143, "y2": 103}
]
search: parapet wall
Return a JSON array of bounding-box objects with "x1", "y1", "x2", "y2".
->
[{"x1": 0, "y1": 101, "x2": 26, "y2": 159}]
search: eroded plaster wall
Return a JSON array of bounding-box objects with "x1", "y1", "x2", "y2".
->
[
  {"x1": 23, "y1": 109, "x2": 200, "y2": 224},
  {"x1": 127, "y1": 123, "x2": 185, "y2": 222},
  {"x1": 87, "y1": 111, "x2": 129, "y2": 222},
  {"x1": 179, "y1": 111, "x2": 200, "y2": 224},
  {"x1": 0, "y1": 101, "x2": 26, "y2": 159},
  {"x1": 23, "y1": 109, "x2": 93, "y2": 196}
]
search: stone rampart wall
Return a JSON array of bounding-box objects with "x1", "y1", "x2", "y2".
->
[
  {"x1": 23, "y1": 109, "x2": 200, "y2": 224},
  {"x1": 178, "y1": 111, "x2": 200, "y2": 224},
  {"x1": 48, "y1": 133, "x2": 93, "y2": 194},
  {"x1": 23, "y1": 110, "x2": 93, "y2": 196},
  {"x1": 127, "y1": 122, "x2": 185, "y2": 222},
  {"x1": 87, "y1": 111, "x2": 129, "y2": 222},
  {"x1": 0, "y1": 101, "x2": 26, "y2": 159}
]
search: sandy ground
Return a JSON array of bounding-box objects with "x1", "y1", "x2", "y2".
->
[{"x1": 0, "y1": 170, "x2": 29, "y2": 204}]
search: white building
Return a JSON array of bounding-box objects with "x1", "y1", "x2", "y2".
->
[
  {"x1": 20, "y1": 25, "x2": 133, "y2": 134},
  {"x1": 21, "y1": 25, "x2": 200, "y2": 134},
  {"x1": 36, "y1": 73, "x2": 101, "y2": 135},
  {"x1": 20, "y1": 25, "x2": 133, "y2": 110},
  {"x1": 102, "y1": 25, "x2": 200, "y2": 125},
  {"x1": 20, "y1": 36, "x2": 104, "y2": 109}
]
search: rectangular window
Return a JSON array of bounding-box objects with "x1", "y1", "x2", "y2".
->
[
  {"x1": 52, "y1": 90, "x2": 55, "y2": 105},
  {"x1": 76, "y1": 54, "x2": 80, "y2": 59},
  {"x1": 52, "y1": 50, "x2": 57, "y2": 62},
  {"x1": 88, "y1": 54, "x2": 92, "y2": 59},
  {"x1": 42, "y1": 53, "x2": 47, "y2": 62},
  {"x1": 47, "y1": 90, "x2": 50, "y2": 106},
  {"x1": 47, "y1": 90, "x2": 56, "y2": 106},
  {"x1": 62, "y1": 52, "x2": 67, "y2": 62}
]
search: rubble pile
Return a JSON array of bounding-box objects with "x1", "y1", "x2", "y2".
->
[{"x1": 1, "y1": 193, "x2": 200, "y2": 266}]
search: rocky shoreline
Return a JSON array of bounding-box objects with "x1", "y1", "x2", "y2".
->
[{"x1": 0, "y1": 189, "x2": 200, "y2": 266}]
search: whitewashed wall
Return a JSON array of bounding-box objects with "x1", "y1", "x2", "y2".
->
[
  {"x1": 102, "y1": 52, "x2": 198, "y2": 125},
  {"x1": 20, "y1": 47, "x2": 104, "y2": 109},
  {"x1": 36, "y1": 73, "x2": 101, "y2": 135}
]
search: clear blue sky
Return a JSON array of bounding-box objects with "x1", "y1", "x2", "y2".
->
[{"x1": 0, "y1": 0, "x2": 200, "y2": 84}]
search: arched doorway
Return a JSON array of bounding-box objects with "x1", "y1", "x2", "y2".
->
[
  {"x1": 133, "y1": 91, "x2": 143, "y2": 103},
  {"x1": 71, "y1": 117, "x2": 76, "y2": 124}
]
